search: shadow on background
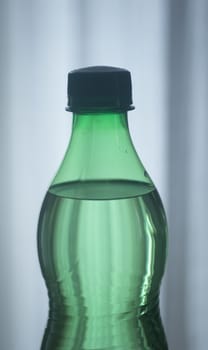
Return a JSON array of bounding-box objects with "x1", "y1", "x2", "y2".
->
[{"x1": 166, "y1": 0, "x2": 190, "y2": 349}]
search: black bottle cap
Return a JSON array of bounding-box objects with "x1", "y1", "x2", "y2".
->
[{"x1": 66, "y1": 66, "x2": 134, "y2": 112}]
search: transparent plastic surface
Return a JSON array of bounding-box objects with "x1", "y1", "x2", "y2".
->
[{"x1": 38, "y1": 113, "x2": 168, "y2": 349}]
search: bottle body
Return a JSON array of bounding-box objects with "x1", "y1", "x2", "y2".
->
[{"x1": 38, "y1": 112, "x2": 168, "y2": 349}]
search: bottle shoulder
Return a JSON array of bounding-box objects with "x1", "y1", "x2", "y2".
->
[
  {"x1": 50, "y1": 113, "x2": 155, "y2": 191},
  {"x1": 51, "y1": 141, "x2": 154, "y2": 189}
]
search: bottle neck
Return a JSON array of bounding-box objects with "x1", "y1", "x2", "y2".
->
[
  {"x1": 52, "y1": 111, "x2": 152, "y2": 188},
  {"x1": 72, "y1": 111, "x2": 129, "y2": 133},
  {"x1": 71, "y1": 111, "x2": 131, "y2": 151}
]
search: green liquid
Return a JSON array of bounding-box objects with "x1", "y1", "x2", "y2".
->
[{"x1": 38, "y1": 180, "x2": 168, "y2": 349}]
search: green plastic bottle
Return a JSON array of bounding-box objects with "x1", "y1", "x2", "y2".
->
[{"x1": 38, "y1": 66, "x2": 168, "y2": 349}]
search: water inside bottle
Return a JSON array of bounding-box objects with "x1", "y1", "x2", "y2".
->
[{"x1": 38, "y1": 180, "x2": 168, "y2": 349}]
